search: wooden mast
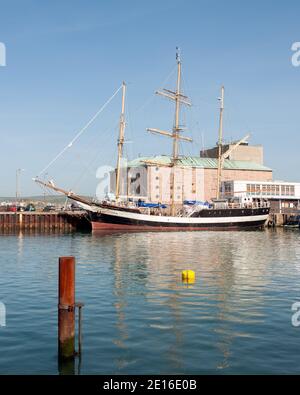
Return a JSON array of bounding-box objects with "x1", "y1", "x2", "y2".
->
[
  {"x1": 170, "y1": 49, "x2": 182, "y2": 215},
  {"x1": 216, "y1": 86, "x2": 251, "y2": 199},
  {"x1": 173, "y1": 48, "x2": 181, "y2": 159},
  {"x1": 216, "y1": 86, "x2": 224, "y2": 199},
  {"x1": 115, "y1": 81, "x2": 126, "y2": 201},
  {"x1": 147, "y1": 48, "x2": 192, "y2": 216}
]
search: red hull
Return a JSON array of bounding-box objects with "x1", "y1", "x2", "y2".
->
[{"x1": 91, "y1": 221, "x2": 263, "y2": 232}]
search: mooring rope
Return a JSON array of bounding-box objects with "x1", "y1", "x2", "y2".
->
[{"x1": 38, "y1": 84, "x2": 123, "y2": 176}]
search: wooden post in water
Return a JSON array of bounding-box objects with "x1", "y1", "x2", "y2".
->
[{"x1": 58, "y1": 256, "x2": 75, "y2": 360}]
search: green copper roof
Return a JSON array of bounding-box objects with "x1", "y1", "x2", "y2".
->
[{"x1": 127, "y1": 155, "x2": 272, "y2": 171}]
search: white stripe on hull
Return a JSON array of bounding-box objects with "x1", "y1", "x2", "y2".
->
[{"x1": 98, "y1": 207, "x2": 269, "y2": 225}]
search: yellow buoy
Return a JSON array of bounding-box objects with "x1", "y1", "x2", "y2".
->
[{"x1": 181, "y1": 270, "x2": 195, "y2": 283}]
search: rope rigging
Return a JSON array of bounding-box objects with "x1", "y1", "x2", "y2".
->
[{"x1": 38, "y1": 84, "x2": 123, "y2": 177}]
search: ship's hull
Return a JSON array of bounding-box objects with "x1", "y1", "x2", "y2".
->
[{"x1": 89, "y1": 206, "x2": 270, "y2": 231}]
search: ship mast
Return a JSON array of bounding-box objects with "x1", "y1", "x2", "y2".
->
[
  {"x1": 173, "y1": 49, "x2": 182, "y2": 160},
  {"x1": 115, "y1": 81, "x2": 126, "y2": 201},
  {"x1": 147, "y1": 48, "x2": 192, "y2": 216},
  {"x1": 216, "y1": 86, "x2": 224, "y2": 199},
  {"x1": 216, "y1": 86, "x2": 251, "y2": 199}
]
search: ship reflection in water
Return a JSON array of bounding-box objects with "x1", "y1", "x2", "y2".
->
[
  {"x1": 0, "y1": 229, "x2": 300, "y2": 374},
  {"x1": 89, "y1": 229, "x2": 300, "y2": 374}
]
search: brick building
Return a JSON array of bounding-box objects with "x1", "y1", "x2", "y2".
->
[
  {"x1": 112, "y1": 154, "x2": 272, "y2": 203},
  {"x1": 200, "y1": 142, "x2": 264, "y2": 164}
]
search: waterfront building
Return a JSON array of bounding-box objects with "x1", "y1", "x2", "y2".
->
[
  {"x1": 221, "y1": 180, "x2": 300, "y2": 213},
  {"x1": 200, "y1": 142, "x2": 264, "y2": 165},
  {"x1": 110, "y1": 155, "x2": 272, "y2": 203},
  {"x1": 109, "y1": 139, "x2": 298, "y2": 213}
]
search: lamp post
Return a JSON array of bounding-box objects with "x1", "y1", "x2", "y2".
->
[{"x1": 16, "y1": 168, "x2": 25, "y2": 208}]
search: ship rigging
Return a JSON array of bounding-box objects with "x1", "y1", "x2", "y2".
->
[{"x1": 34, "y1": 49, "x2": 270, "y2": 231}]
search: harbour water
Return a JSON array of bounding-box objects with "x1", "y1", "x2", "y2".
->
[{"x1": 1, "y1": 229, "x2": 300, "y2": 374}]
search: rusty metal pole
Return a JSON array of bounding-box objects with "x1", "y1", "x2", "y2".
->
[{"x1": 58, "y1": 256, "x2": 75, "y2": 360}]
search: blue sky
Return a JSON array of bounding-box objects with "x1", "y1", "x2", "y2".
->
[{"x1": 0, "y1": 0, "x2": 300, "y2": 196}]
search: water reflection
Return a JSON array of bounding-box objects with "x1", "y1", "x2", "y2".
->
[
  {"x1": 90, "y1": 229, "x2": 299, "y2": 372},
  {"x1": 1, "y1": 229, "x2": 300, "y2": 374},
  {"x1": 17, "y1": 231, "x2": 24, "y2": 260}
]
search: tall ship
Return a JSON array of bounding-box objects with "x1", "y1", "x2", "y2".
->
[{"x1": 35, "y1": 49, "x2": 270, "y2": 231}]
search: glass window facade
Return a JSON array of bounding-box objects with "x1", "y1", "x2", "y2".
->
[{"x1": 245, "y1": 183, "x2": 296, "y2": 197}]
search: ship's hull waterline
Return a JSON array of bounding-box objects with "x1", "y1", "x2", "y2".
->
[{"x1": 89, "y1": 207, "x2": 270, "y2": 232}]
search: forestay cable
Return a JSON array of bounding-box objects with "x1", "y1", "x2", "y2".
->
[{"x1": 38, "y1": 84, "x2": 123, "y2": 176}]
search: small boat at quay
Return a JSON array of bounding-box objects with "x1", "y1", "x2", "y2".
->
[
  {"x1": 284, "y1": 215, "x2": 300, "y2": 228},
  {"x1": 34, "y1": 49, "x2": 270, "y2": 231}
]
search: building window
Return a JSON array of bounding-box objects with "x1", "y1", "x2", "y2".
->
[
  {"x1": 255, "y1": 184, "x2": 261, "y2": 195},
  {"x1": 156, "y1": 167, "x2": 159, "y2": 171},
  {"x1": 286, "y1": 186, "x2": 290, "y2": 196},
  {"x1": 244, "y1": 183, "x2": 295, "y2": 197},
  {"x1": 155, "y1": 176, "x2": 159, "y2": 180},
  {"x1": 224, "y1": 182, "x2": 232, "y2": 194},
  {"x1": 156, "y1": 185, "x2": 159, "y2": 189},
  {"x1": 271, "y1": 185, "x2": 276, "y2": 195}
]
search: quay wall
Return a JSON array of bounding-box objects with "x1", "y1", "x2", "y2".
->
[
  {"x1": 266, "y1": 212, "x2": 300, "y2": 227},
  {"x1": 0, "y1": 212, "x2": 91, "y2": 232},
  {"x1": 0, "y1": 211, "x2": 296, "y2": 231}
]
